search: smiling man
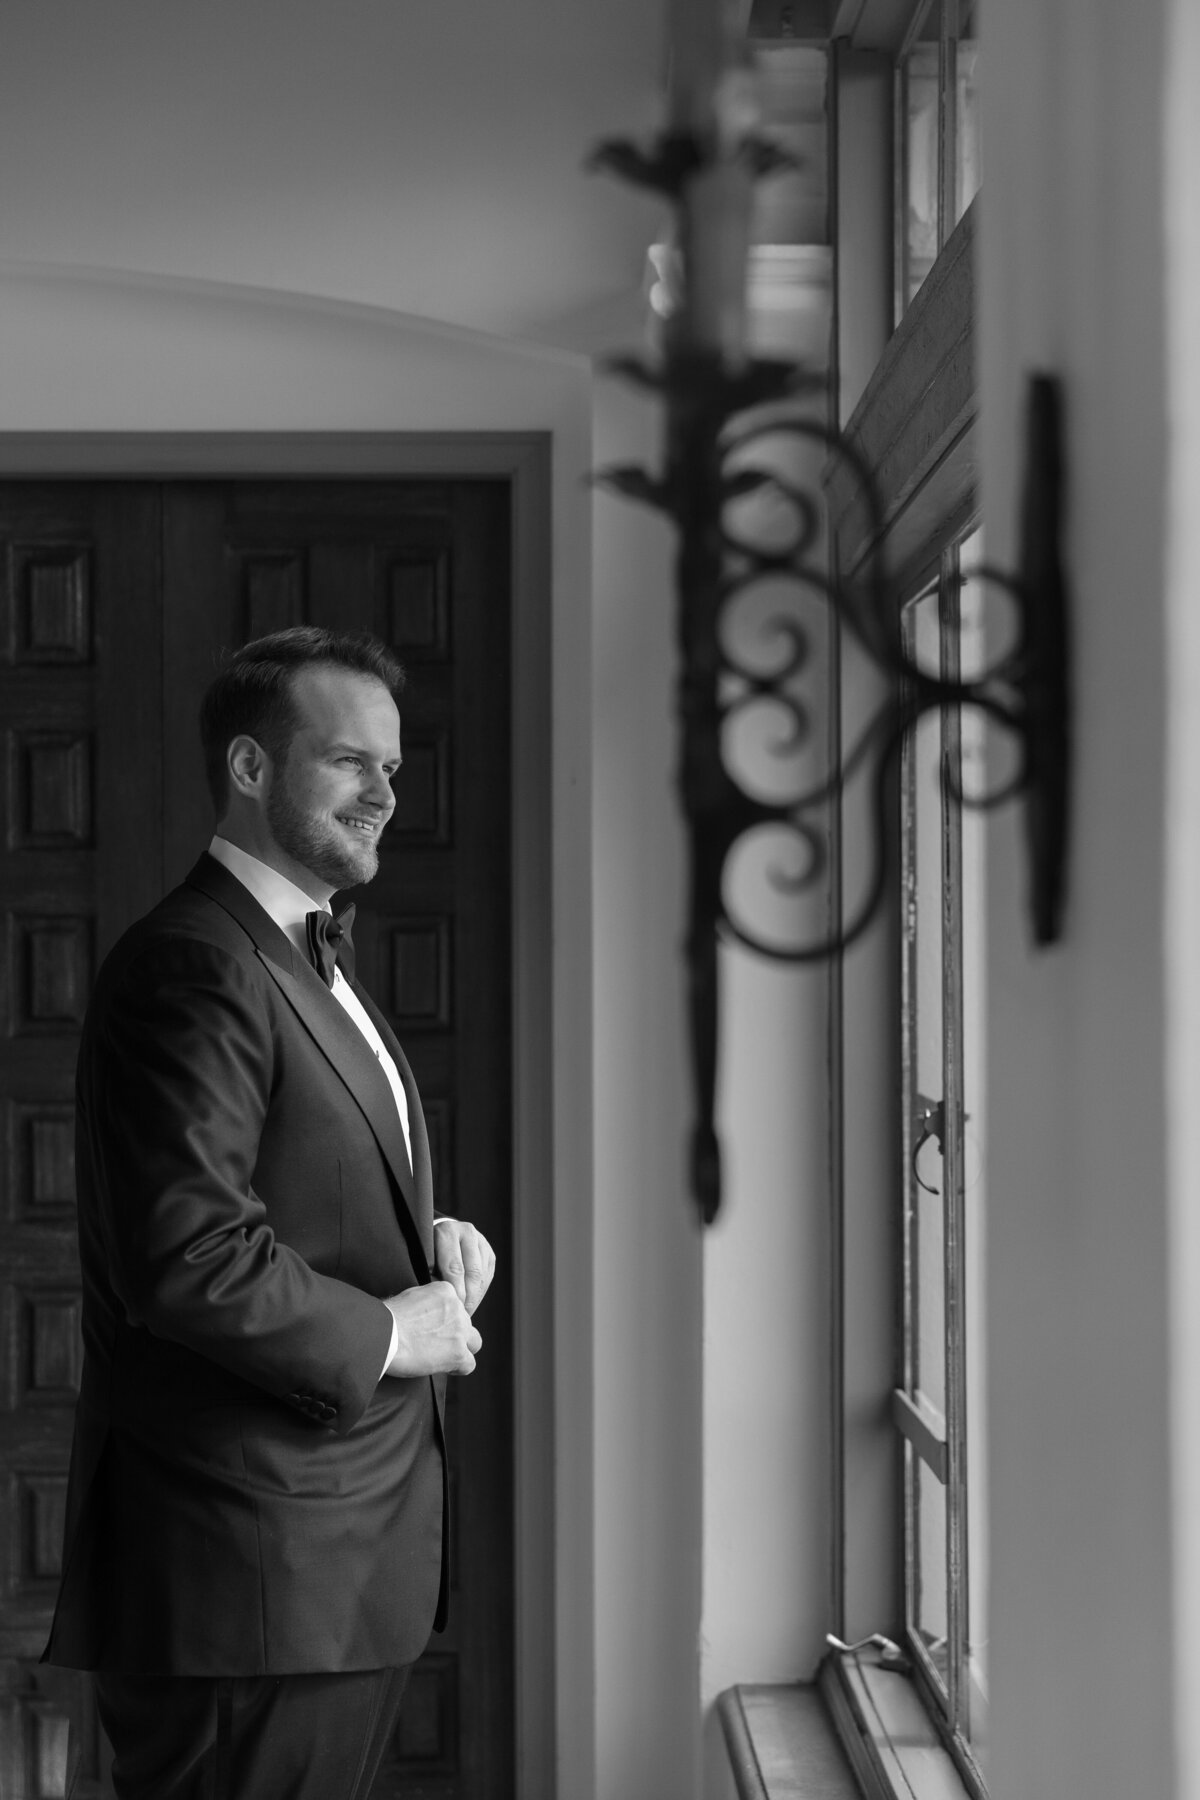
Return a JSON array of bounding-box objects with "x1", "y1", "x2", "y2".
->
[{"x1": 43, "y1": 628, "x2": 494, "y2": 1799}]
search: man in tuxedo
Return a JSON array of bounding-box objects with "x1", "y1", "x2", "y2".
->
[{"x1": 44, "y1": 627, "x2": 494, "y2": 1798}]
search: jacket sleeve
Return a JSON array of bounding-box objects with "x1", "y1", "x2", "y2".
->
[{"x1": 81, "y1": 933, "x2": 393, "y2": 1433}]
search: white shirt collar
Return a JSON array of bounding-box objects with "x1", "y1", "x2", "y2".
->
[{"x1": 208, "y1": 836, "x2": 328, "y2": 955}]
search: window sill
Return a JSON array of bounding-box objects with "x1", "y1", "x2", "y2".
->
[
  {"x1": 820, "y1": 1653, "x2": 980, "y2": 1800},
  {"x1": 719, "y1": 1657, "x2": 979, "y2": 1800},
  {"x1": 718, "y1": 1683, "x2": 860, "y2": 1799}
]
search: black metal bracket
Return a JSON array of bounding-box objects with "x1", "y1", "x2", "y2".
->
[{"x1": 593, "y1": 132, "x2": 1071, "y2": 1223}]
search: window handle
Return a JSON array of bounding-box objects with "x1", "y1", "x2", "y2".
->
[
  {"x1": 913, "y1": 1093, "x2": 971, "y2": 1194},
  {"x1": 826, "y1": 1631, "x2": 910, "y2": 1673},
  {"x1": 913, "y1": 1093, "x2": 946, "y2": 1193}
]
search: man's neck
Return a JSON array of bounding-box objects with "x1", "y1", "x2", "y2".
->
[{"x1": 212, "y1": 818, "x2": 335, "y2": 906}]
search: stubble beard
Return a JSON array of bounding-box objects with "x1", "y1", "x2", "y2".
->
[{"x1": 266, "y1": 772, "x2": 379, "y2": 893}]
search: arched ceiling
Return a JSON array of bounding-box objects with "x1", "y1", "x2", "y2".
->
[{"x1": 0, "y1": 0, "x2": 667, "y2": 344}]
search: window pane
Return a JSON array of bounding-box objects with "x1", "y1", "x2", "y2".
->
[
  {"x1": 901, "y1": 27, "x2": 941, "y2": 312},
  {"x1": 900, "y1": 545, "x2": 988, "y2": 1752},
  {"x1": 954, "y1": 0, "x2": 982, "y2": 224},
  {"x1": 895, "y1": 0, "x2": 983, "y2": 325},
  {"x1": 913, "y1": 1446, "x2": 950, "y2": 1691}
]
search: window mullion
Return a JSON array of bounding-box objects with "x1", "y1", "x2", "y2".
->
[
  {"x1": 939, "y1": 544, "x2": 971, "y2": 1740},
  {"x1": 898, "y1": 609, "x2": 920, "y2": 1648}
]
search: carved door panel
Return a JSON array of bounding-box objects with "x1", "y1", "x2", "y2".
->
[
  {"x1": 0, "y1": 484, "x2": 164, "y2": 1797},
  {"x1": 0, "y1": 479, "x2": 515, "y2": 1800}
]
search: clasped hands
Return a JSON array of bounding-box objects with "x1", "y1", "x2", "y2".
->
[{"x1": 383, "y1": 1218, "x2": 496, "y2": 1379}]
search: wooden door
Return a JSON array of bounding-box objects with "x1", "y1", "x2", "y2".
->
[{"x1": 0, "y1": 479, "x2": 515, "y2": 1799}]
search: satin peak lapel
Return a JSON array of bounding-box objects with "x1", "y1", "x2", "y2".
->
[
  {"x1": 183, "y1": 853, "x2": 430, "y2": 1272},
  {"x1": 184, "y1": 853, "x2": 301, "y2": 976},
  {"x1": 259, "y1": 955, "x2": 419, "y2": 1213}
]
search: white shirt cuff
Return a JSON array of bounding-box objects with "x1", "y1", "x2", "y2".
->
[{"x1": 381, "y1": 1310, "x2": 399, "y2": 1381}]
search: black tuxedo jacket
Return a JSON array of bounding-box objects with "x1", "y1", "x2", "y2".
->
[{"x1": 43, "y1": 853, "x2": 448, "y2": 1675}]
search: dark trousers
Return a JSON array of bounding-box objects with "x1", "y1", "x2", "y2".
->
[{"x1": 90, "y1": 1665, "x2": 411, "y2": 1800}]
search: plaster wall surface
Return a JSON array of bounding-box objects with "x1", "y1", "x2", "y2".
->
[
  {"x1": 1165, "y1": 1, "x2": 1200, "y2": 1792},
  {"x1": 700, "y1": 946, "x2": 832, "y2": 1766},
  {"x1": 978, "y1": 2, "x2": 1176, "y2": 1794},
  {"x1": 591, "y1": 370, "x2": 703, "y2": 1800},
  {"x1": 831, "y1": 55, "x2": 900, "y2": 1649}
]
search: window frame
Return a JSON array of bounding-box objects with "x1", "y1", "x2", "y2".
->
[
  {"x1": 894, "y1": 534, "x2": 987, "y2": 1788},
  {"x1": 825, "y1": 195, "x2": 975, "y2": 594},
  {"x1": 824, "y1": 65, "x2": 985, "y2": 1800},
  {"x1": 894, "y1": 0, "x2": 981, "y2": 327}
]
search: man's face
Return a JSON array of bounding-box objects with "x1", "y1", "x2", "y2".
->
[{"x1": 264, "y1": 665, "x2": 401, "y2": 894}]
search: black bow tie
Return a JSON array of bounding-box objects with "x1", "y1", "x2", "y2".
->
[{"x1": 306, "y1": 904, "x2": 356, "y2": 987}]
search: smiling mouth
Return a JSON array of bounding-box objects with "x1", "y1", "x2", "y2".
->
[{"x1": 337, "y1": 815, "x2": 382, "y2": 836}]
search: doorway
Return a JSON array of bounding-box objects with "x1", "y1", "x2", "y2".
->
[{"x1": 0, "y1": 445, "x2": 553, "y2": 1800}]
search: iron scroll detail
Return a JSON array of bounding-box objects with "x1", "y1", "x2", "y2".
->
[{"x1": 595, "y1": 136, "x2": 1070, "y2": 1224}]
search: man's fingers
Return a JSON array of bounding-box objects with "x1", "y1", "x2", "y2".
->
[
  {"x1": 463, "y1": 1233, "x2": 496, "y2": 1314},
  {"x1": 450, "y1": 1318, "x2": 481, "y2": 1375},
  {"x1": 442, "y1": 1310, "x2": 481, "y2": 1375},
  {"x1": 461, "y1": 1248, "x2": 483, "y2": 1310},
  {"x1": 434, "y1": 1220, "x2": 497, "y2": 1315},
  {"x1": 452, "y1": 1319, "x2": 481, "y2": 1375},
  {"x1": 434, "y1": 1220, "x2": 466, "y2": 1305}
]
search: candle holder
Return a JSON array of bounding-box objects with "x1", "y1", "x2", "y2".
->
[{"x1": 592, "y1": 128, "x2": 1071, "y2": 1224}]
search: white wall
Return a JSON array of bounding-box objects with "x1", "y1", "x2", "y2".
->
[
  {"x1": 696, "y1": 264, "x2": 837, "y2": 1798},
  {"x1": 700, "y1": 940, "x2": 832, "y2": 1784},
  {"x1": 831, "y1": 47, "x2": 901, "y2": 1648},
  {"x1": 1165, "y1": 1, "x2": 1200, "y2": 1793},
  {"x1": 591, "y1": 367, "x2": 705, "y2": 1800},
  {"x1": 585, "y1": 258, "x2": 841, "y2": 1800},
  {"x1": 979, "y1": 3, "x2": 1176, "y2": 1794}
]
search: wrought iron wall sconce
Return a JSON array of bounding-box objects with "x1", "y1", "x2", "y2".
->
[{"x1": 590, "y1": 126, "x2": 1071, "y2": 1226}]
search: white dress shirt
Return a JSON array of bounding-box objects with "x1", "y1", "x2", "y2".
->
[{"x1": 207, "y1": 835, "x2": 410, "y2": 1377}]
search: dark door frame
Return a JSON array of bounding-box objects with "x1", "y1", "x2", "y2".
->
[{"x1": 0, "y1": 431, "x2": 557, "y2": 1797}]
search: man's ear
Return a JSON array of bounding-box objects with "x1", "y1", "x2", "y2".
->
[{"x1": 227, "y1": 735, "x2": 269, "y2": 800}]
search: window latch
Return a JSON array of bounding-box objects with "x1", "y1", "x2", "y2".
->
[{"x1": 912, "y1": 1093, "x2": 946, "y2": 1193}]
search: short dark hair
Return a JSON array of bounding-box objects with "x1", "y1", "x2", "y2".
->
[{"x1": 199, "y1": 626, "x2": 406, "y2": 813}]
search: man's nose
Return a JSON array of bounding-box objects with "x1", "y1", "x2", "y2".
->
[{"x1": 363, "y1": 768, "x2": 396, "y2": 813}]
